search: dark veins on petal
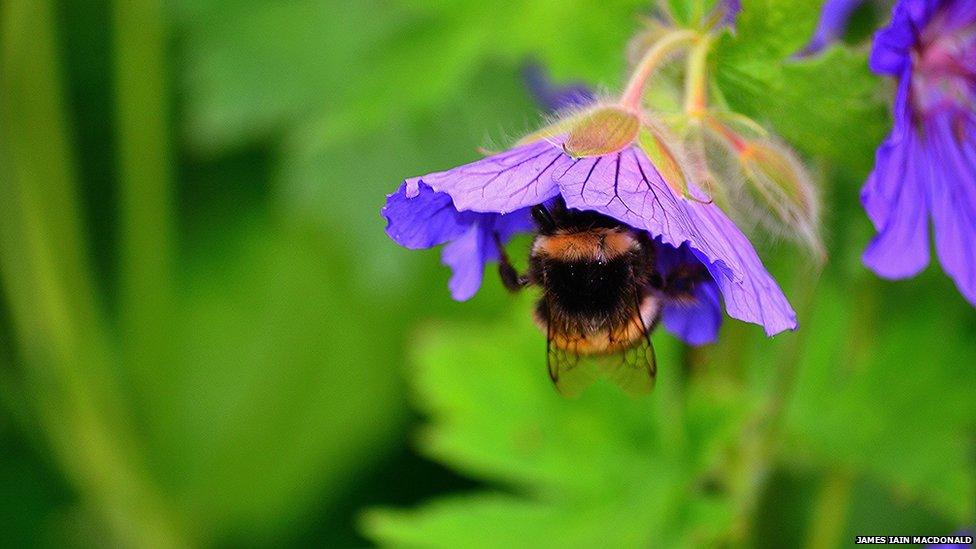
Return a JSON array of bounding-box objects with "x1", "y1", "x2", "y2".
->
[
  {"x1": 409, "y1": 140, "x2": 567, "y2": 215},
  {"x1": 556, "y1": 146, "x2": 737, "y2": 279},
  {"x1": 555, "y1": 145, "x2": 796, "y2": 334}
]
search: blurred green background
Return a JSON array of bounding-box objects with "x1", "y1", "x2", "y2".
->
[{"x1": 0, "y1": 0, "x2": 972, "y2": 547}]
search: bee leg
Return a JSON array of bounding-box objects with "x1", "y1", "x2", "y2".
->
[
  {"x1": 498, "y1": 260, "x2": 527, "y2": 292},
  {"x1": 530, "y1": 204, "x2": 556, "y2": 233},
  {"x1": 493, "y1": 232, "x2": 528, "y2": 292},
  {"x1": 637, "y1": 232, "x2": 661, "y2": 290},
  {"x1": 649, "y1": 272, "x2": 665, "y2": 290},
  {"x1": 658, "y1": 265, "x2": 710, "y2": 300}
]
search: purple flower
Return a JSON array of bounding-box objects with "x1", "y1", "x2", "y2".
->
[
  {"x1": 522, "y1": 63, "x2": 595, "y2": 112},
  {"x1": 795, "y1": 0, "x2": 866, "y2": 57},
  {"x1": 656, "y1": 243, "x2": 723, "y2": 344},
  {"x1": 383, "y1": 128, "x2": 797, "y2": 339},
  {"x1": 518, "y1": 66, "x2": 729, "y2": 344},
  {"x1": 861, "y1": 0, "x2": 976, "y2": 306},
  {"x1": 719, "y1": 0, "x2": 742, "y2": 29},
  {"x1": 689, "y1": 0, "x2": 740, "y2": 30},
  {"x1": 383, "y1": 183, "x2": 533, "y2": 301}
]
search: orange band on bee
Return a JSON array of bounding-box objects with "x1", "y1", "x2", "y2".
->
[
  {"x1": 548, "y1": 322, "x2": 644, "y2": 355},
  {"x1": 537, "y1": 294, "x2": 662, "y2": 356},
  {"x1": 533, "y1": 228, "x2": 637, "y2": 261}
]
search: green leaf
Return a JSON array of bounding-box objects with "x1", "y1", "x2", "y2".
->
[
  {"x1": 714, "y1": 0, "x2": 889, "y2": 176},
  {"x1": 179, "y1": 0, "x2": 647, "y2": 153},
  {"x1": 782, "y1": 276, "x2": 976, "y2": 522},
  {"x1": 166, "y1": 220, "x2": 407, "y2": 541},
  {"x1": 362, "y1": 268, "x2": 975, "y2": 546},
  {"x1": 361, "y1": 299, "x2": 758, "y2": 547}
]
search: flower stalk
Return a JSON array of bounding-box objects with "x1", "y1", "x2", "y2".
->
[
  {"x1": 619, "y1": 29, "x2": 697, "y2": 110},
  {"x1": 684, "y1": 33, "x2": 714, "y2": 115}
]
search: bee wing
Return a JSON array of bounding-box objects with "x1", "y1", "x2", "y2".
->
[
  {"x1": 601, "y1": 330, "x2": 656, "y2": 396},
  {"x1": 546, "y1": 322, "x2": 599, "y2": 398},
  {"x1": 600, "y1": 296, "x2": 657, "y2": 395}
]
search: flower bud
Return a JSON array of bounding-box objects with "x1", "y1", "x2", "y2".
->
[
  {"x1": 713, "y1": 120, "x2": 823, "y2": 259},
  {"x1": 742, "y1": 140, "x2": 823, "y2": 259},
  {"x1": 682, "y1": 115, "x2": 824, "y2": 259},
  {"x1": 515, "y1": 112, "x2": 585, "y2": 146},
  {"x1": 563, "y1": 106, "x2": 641, "y2": 158}
]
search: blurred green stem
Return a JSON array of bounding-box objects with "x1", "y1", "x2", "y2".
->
[
  {"x1": 656, "y1": 341, "x2": 691, "y2": 459},
  {"x1": 800, "y1": 276, "x2": 882, "y2": 548},
  {"x1": 113, "y1": 0, "x2": 176, "y2": 419},
  {"x1": 805, "y1": 469, "x2": 854, "y2": 549},
  {"x1": 0, "y1": 1, "x2": 185, "y2": 546},
  {"x1": 728, "y1": 264, "x2": 823, "y2": 542}
]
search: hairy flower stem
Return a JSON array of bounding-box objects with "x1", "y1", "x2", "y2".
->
[
  {"x1": 683, "y1": 34, "x2": 714, "y2": 116},
  {"x1": 706, "y1": 115, "x2": 749, "y2": 152},
  {"x1": 619, "y1": 29, "x2": 697, "y2": 111}
]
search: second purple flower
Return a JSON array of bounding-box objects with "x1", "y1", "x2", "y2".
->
[{"x1": 861, "y1": 0, "x2": 976, "y2": 306}]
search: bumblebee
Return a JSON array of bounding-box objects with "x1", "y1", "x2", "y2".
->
[{"x1": 496, "y1": 198, "x2": 707, "y2": 395}]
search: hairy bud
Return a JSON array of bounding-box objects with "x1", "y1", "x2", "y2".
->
[
  {"x1": 684, "y1": 115, "x2": 824, "y2": 260},
  {"x1": 740, "y1": 139, "x2": 823, "y2": 258}
]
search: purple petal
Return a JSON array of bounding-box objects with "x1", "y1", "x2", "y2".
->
[
  {"x1": 555, "y1": 147, "x2": 737, "y2": 277},
  {"x1": 691, "y1": 205, "x2": 798, "y2": 335},
  {"x1": 861, "y1": 0, "x2": 976, "y2": 306},
  {"x1": 941, "y1": 1, "x2": 976, "y2": 34},
  {"x1": 384, "y1": 182, "x2": 533, "y2": 301},
  {"x1": 406, "y1": 140, "x2": 565, "y2": 214},
  {"x1": 555, "y1": 146, "x2": 797, "y2": 336},
  {"x1": 395, "y1": 139, "x2": 796, "y2": 331},
  {"x1": 490, "y1": 204, "x2": 535, "y2": 238},
  {"x1": 886, "y1": 69, "x2": 914, "y2": 146},
  {"x1": 927, "y1": 115, "x2": 976, "y2": 305},
  {"x1": 720, "y1": 0, "x2": 741, "y2": 28},
  {"x1": 441, "y1": 208, "x2": 535, "y2": 301},
  {"x1": 870, "y1": 0, "x2": 940, "y2": 75},
  {"x1": 383, "y1": 182, "x2": 469, "y2": 249},
  {"x1": 522, "y1": 63, "x2": 595, "y2": 112},
  {"x1": 795, "y1": 0, "x2": 865, "y2": 57},
  {"x1": 705, "y1": 0, "x2": 740, "y2": 30},
  {"x1": 927, "y1": 531, "x2": 975, "y2": 549},
  {"x1": 442, "y1": 222, "x2": 489, "y2": 301},
  {"x1": 663, "y1": 281, "x2": 722, "y2": 345},
  {"x1": 860, "y1": 80, "x2": 932, "y2": 278},
  {"x1": 656, "y1": 243, "x2": 723, "y2": 345}
]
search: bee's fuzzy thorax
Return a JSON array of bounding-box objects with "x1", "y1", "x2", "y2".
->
[{"x1": 532, "y1": 227, "x2": 639, "y2": 262}]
